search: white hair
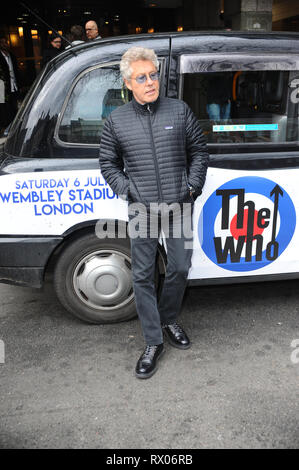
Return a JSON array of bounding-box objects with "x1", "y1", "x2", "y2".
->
[{"x1": 120, "y1": 46, "x2": 159, "y2": 80}]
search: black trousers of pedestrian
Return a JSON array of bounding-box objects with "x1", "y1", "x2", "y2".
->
[
  {"x1": 128, "y1": 202, "x2": 194, "y2": 345},
  {"x1": 0, "y1": 92, "x2": 18, "y2": 129}
]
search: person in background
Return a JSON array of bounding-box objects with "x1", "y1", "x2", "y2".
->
[
  {"x1": 206, "y1": 72, "x2": 232, "y2": 122},
  {"x1": 0, "y1": 61, "x2": 9, "y2": 132},
  {"x1": 41, "y1": 33, "x2": 63, "y2": 67},
  {"x1": 65, "y1": 25, "x2": 86, "y2": 49},
  {"x1": 85, "y1": 20, "x2": 101, "y2": 41},
  {"x1": 0, "y1": 35, "x2": 20, "y2": 129}
]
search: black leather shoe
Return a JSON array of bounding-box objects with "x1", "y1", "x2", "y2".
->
[
  {"x1": 162, "y1": 322, "x2": 191, "y2": 349},
  {"x1": 135, "y1": 343, "x2": 164, "y2": 379}
]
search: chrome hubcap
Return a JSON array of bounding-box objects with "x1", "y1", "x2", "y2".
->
[{"x1": 73, "y1": 249, "x2": 133, "y2": 310}]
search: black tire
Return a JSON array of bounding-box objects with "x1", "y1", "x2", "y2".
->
[{"x1": 53, "y1": 231, "x2": 166, "y2": 324}]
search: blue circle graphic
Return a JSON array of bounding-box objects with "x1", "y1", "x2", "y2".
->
[{"x1": 200, "y1": 176, "x2": 296, "y2": 272}]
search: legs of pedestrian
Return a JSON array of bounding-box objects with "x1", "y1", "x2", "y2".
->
[{"x1": 159, "y1": 204, "x2": 193, "y2": 349}]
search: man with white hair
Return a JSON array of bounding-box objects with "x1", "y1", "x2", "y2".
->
[
  {"x1": 99, "y1": 47, "x2": 209, "y2": 379},
  {"x1": 85, "y1": 20, "x2": 101, "y2": 41}
]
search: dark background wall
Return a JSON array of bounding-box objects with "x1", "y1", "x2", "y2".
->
[{"x1": 1, "y1": 0, "x2": 299, "y2": 90}]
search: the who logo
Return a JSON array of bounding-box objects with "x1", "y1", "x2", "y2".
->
[{"x1": 201, "y1": 176, "x2": 296, "y2": 272}]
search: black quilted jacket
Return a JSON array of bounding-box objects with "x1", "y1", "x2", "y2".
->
[{"x1": 99, "y1": 96, "x2": 209, "y2": 205}]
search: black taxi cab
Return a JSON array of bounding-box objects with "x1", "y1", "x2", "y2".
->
[{"x1": 0, "y1": 31, "x2": 299, "y2": 323}]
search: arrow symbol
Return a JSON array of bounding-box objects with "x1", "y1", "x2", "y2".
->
[
  {"x1": 267, "y1": 184, "x2": 283, "y2": 260},
  {"x1": 270, "y1": 184, "x2": 283, "y2": 242}
]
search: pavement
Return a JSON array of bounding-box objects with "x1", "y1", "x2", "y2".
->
[{"x1": 0, "y1": 278, "x2": 299, "y2": 449}]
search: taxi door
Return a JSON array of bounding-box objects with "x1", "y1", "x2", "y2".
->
[{"x1": 177, "y1": 51, "x2": 299, "y2": 284}]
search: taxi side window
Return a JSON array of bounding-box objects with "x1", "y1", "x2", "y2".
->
[
  {"x1": 180, "y1": 55, "x2": 299, "y2": 147},
  {"x1": 58, "y1": 63, "x2": 131, "y2": 145}
]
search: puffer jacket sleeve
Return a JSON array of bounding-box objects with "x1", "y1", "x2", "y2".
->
[
  {"x1": 185, "y1": 103, "x2": 209, "y2": 195},
  {"x1": 99, "y1": 115, "x2": 129, "y2": 199}
]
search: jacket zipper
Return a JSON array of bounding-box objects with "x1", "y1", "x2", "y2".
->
[{"x1": 147, "y1": 104, "x2": 163, "y2": 201}]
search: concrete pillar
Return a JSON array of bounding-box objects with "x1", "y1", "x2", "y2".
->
[{"x1": 224, "y1": 0, "x2": 273, "y2": 31}]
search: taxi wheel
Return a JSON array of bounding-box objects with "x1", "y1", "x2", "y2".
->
[{"x1": 53, "y1": 232, "x2": 165, "y2": 324}]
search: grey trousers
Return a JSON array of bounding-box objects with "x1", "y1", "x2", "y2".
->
[{"x1": 128, "y1": 202, "x2": 194, "y2": 345}]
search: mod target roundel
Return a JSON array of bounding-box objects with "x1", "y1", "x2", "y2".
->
[{"x1": 201, "y1": 176, "x2": 296, "y2": 272}]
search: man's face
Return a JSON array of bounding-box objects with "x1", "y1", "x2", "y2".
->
[
  {"x1": 85, "y1": 21, "x2": 98, "y2": 40},
  {"x1": 0, "y1": 38, "x2": 9, "y2": 52},
  {"x1": 124, "y1": 60, "x2": 160, "y2": 105},
  {"x1": 51, "y1": 38, "x2": 62, "y2": 49}
]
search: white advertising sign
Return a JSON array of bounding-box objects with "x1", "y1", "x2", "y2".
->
[
  {"x1": 0, "y1": 169, "x2": 128, "y2": 235},
  {"x1": 189, "y1": 167, "x2": 298, "y2": 280},
  {"x1": 0, "y1": 167, "x2": 298, "y2": 281}
]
